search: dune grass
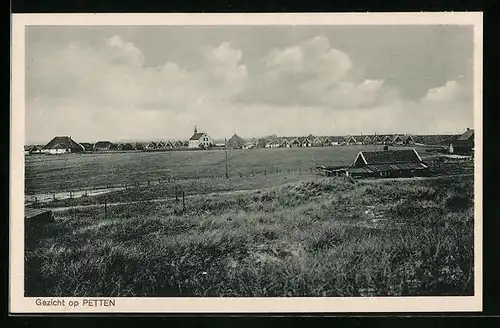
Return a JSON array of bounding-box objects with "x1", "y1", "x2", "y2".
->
[{"x1": 25, "y1": 174, "x2": 474, "y2": 297}]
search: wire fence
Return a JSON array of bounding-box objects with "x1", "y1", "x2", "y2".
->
[
  {"x1": 25, "y1": 166, "x2": 319, "y2": 205},
  {"x1": 25, "y1": 157, "x2": 474, "y2": 207}
]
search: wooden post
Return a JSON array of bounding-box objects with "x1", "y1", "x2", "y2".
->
[
  {"x1": 148, "y1": 180, "x2": 150, "y2": 186},
  {"x1": 225, "y1": 138, "x2": 229, "y2": 179},
  {"x1": 69, "y1": 191, "x2": 72, "y2": 199},
  {"x1": 53, "y1": 193, "x2": 55, "y2": 200},
  {"x1": 34, "y1": 197, "x2": 37, "y2": 205},
  {"x1": 175, "y1": 185, "x2": 178, "y2": 201},
  {"x1": 182, "y1": 191, "x2": 185, "y2": 213},
  {"x1": 104, "y1": 197, "x2": 108, "y2": 220}
]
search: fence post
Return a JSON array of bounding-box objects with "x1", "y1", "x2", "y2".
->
[
  {"x1": 53, "y1": 193, "x2": 56, "y2": 200},
  {"x1": 69, "y1": 191, "x2": 72, "y2": 199},
  {"x1": 34, "y1": 197, "x2": 37, "y2": 205},
  {"x1": 175, "y1": 185, "x2": 178, "y2": 201},
  {"x1": 104, "y1": 197, "x2": 108, "y2": 220},
  {"x1": 148, "y1": 180, "x2": 150, "y2": 186},
  {"x1": 182, "y1": 191, "x2": 185, "y2": 213}
]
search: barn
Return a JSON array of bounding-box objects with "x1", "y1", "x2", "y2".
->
[
  {"x1": 94, "y1": 141, "x2": 114, "y2": 151},
  {"x1": 41, "y1": 136, "x2": 85, "y2": 154},
  {"x1": 227, "y1": 133, "x2": 245, "y2": 149},
  {"x1": 348, "y1": 148, "x2": 429, "y2": 179},
  {"x1": 449, "y1": 128, "x2": 474, "y2": 156}
]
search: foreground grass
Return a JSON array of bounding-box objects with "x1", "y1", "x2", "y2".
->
[{"x1": 25, "y1": 175, "x2": 474, "y2": 297}]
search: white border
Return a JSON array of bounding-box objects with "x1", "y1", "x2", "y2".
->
[{"x1": 10, "y1": 12, "x2": 483, "y2": 313}]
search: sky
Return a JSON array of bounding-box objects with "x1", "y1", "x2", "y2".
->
[{"x1": 25, "y1": 25, "x2": 474, "y2": 144}]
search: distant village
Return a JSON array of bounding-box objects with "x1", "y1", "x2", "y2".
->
[{"x1": 25, "y1": 126, "x2": 475, "y2": 157}]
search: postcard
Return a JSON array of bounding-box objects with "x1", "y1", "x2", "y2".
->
[{"x1": 10, "y1": 12, "x2": 483, "y2": 313}]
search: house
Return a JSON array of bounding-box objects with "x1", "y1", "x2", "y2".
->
[
  {"x1": 381, "y1": 135, "x2": 393, "y2": 145},
  {"x1": 243, "y1": 142, "x2": 255, "y2": 149},
  {"x1": 372, "y1": 135, "x2": 383, "y2": 144},
  {"x1": 348, "y1": 148, "x2": 429, "y2": 179},
  {"x1": 401, "y1": 134, "x2": 415, "y2": 145},
  {"x1": 280, "y1": 137, "x2": 291, "y2": 148},
  {"x1": 80, "y1": 142, "x2": 94, "y2": 151},
  {"x1": 227, "y1": 133, "x2": 245, "y2": 149},
  {"x1": 298, "y1": 136, "x2": 313, "y2": 147},
  {"x1": 41, "y1": 136, "x2": 85, "y2": 154},
  {"x1": 24, "y1": 146, "x2": 33, "y2": 155},
  {"x1": 265, "y1": 138, "x2": 281, "y2": 148},
  {"x1": 176, "y1": 140, "x2": 187, "y2": 148},
  {"x1": 189, "y1": 127, "x2": 214, "y2": 149},
  {"x1": 313, "y1": 136, "x2": 324, "y2": 147},
  {"x1": 449, "y1": 128, "x2": 474, "y2": 156},
  {"x1": 290, "y1": 137, "x2": 301, "y2": 147},
  {"x1": 352, "y1": 136, "x2": 364, "y2": 145},
  {"x1": 361, "y1": 135, "x2": 373, "y2": 145},
  {"x1": 94, "y1": 141, "x2": 114, "y2": 151},
  {"x1": 392, "y1": 135, "x2": 404, "y2": 145},
  {"x1": 413, "y1": 134, "x2": 457, "y2": 146},
  {"x1": 134, "y1": 142, "x2": 145, "y2": 150},
  {"x1": 344, "y1": 136, "x2": 357, "y2": 145},
  {"x1": 146, "y1": 141, "x2": 158, "y2": 150},
  {"x1": 24, "y1": 145, "x2": 42, "y2": 155},
  {"x1": 117, "y1": 143, "x2": 134, "y2": 151}
]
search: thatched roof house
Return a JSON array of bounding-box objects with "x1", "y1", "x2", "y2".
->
[
  {"x1": 227, "y1": 134, "x2": 245, "y2": 149},
  {"x1": 42, "y1": 136, "x2": 85, "y2": 154}
]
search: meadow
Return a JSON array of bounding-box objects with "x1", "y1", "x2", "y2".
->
[
  {"x1": 25, "y1": 174, "x2": 474, "y2": 297},
  {"x1": 25, "y1": 145, "x2": 413, "y2": 195}
]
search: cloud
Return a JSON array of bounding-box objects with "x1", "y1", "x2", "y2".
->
[
  {"x1": 422, "y1": 80, "x2": 463, "y2": 103},
  {"x1": 26, "y1": 36, "x2": 247, "y2": 111},
  {"x1": 25, "y1": 34, "x2": 473, "y2": 144},
  {"x1": 235, "y1": 35, "x2": 391, "y2": 108}
]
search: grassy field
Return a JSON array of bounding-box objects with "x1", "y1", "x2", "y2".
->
[
  {"x1": 25, "y1": 145, "x2": 419, "y2": 195},
  {"x1": 25, "y1": 174, "x2": 474, "y2": 297}
]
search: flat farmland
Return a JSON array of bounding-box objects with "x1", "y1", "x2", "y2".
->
[{"x1": 26, "y1": 145, "x2": 413, "y2": 195}]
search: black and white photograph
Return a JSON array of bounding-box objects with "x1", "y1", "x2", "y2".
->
[{"x1": 11, "y1": 13, "x2": 482, "y2": 313}]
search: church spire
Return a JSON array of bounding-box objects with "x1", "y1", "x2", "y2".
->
[{"x1": 194, "y1": 125, "x2": 198, "y2": 134}]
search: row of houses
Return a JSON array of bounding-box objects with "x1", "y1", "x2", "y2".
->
[
  {"x1": 24, "y1": 137, "x2": 196, "y2": 155},
  {"x1": 226, "y1": 133, "x2": 418, "y2": 150},
  {"x1": 227, "y1": 129, "x2": 474, "y2": 155},
  {"x1": 25, "y1": 128, "x2": 474, "y2": 156}
]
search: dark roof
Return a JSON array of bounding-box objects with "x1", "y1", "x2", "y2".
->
[
  {"x1": 452, "y1": 139, "x2": 474, "y2": 148},
  {"x1": 43, "y1": 136, "x2": 84, "y2": 151},
  {"x1": 94, "y1": 141, "x2": 113, "y2": 148},
  {"x1": 298, "y1": 137, "x2": 310, "y2": 143},
  {"x1": 413, "y1": 134, "x2": 458, "y2": 145},
  {"x1": 227, "y1": 134, "x2": 245, "y2": 147},
  {"x1": 457, "y1": 129, "x2": 474, "y2": 141},
  {"x1": 190, "y1": 132, "x2": 205, "y2": 140},
  {"x1": 357, "y1": 149, "x2": 422, "y2": 165}
]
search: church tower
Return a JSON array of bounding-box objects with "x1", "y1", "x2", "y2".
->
[{"x1": 194, "y1": 126, "x2": 198, "y2": 134}]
